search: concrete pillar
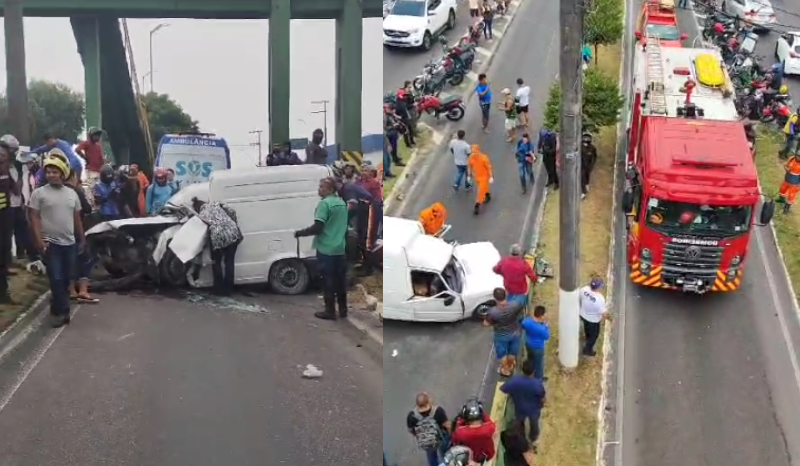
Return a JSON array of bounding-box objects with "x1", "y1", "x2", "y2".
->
[
  {"x1": 269, "y1": 0, "x2": 291, "y2": 147},
  {"x1": 335, "y1": 0, "x2": 363, "y2": 154},
  {"x1": 4, "y1": 0, "x2": 31, "y2": 145},
  {"x1": 81, "y1": 17, "x2": 103, "y2": 134}
]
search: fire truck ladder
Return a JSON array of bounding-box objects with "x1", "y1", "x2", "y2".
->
[{"x1": 645, "y1": 35, "x2": 668, "y2": 115}]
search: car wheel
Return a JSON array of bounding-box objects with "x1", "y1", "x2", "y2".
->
[
  {"x1": 447, "y1": 9, "x2": 456, "y2": 29},
  {"x1": 422, "y1": 31, "x2": 432, "y2": 51},
  {"x1": 159, "y1": 248, "x2": 188, "y2": 287},
  {"x1": 472, "y1": 302, "x2": 494, "y2": 321},
  {"x1": 268, "y1": 258, "x2": 310, "y2": 295}
]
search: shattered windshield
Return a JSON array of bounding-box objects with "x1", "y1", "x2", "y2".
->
[{"x1": 645, "y1": 198, "x2": 752, "y2": 236}]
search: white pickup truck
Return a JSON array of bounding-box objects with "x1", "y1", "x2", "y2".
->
[{"x1": 383, "y1": 0, "x2": 458, "y2": 51}]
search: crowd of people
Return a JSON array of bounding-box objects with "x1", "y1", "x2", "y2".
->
[{"x1": 0, "y1": 129, "x2": 188, "y2": 326}]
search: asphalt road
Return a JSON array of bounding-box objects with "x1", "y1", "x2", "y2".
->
[
  {"x1": 382, "y1": 0, "x2": 558, "y2": 462},
  {"x1": 0, "y1": 291, "x2": 382, "y2": 466},
  {"x1": 383, "y1": 0, "x2": 476, "y2": 92},
  {"x1": 616, "y1": 3, "x2": 800, "y2": 465}
]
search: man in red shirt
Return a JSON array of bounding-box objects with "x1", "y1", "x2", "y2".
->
[
  {"x1": 451, "y1": 399, "x2": 496, "y2": 463},
  {"x1": 75, "y1": 126, "x2": 106, "y2": 207},
  {"x1": 493, "y1": 243, "x2": 537, "y2": 308}
]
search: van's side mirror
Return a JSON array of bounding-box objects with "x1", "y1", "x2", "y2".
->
[
  {"x1": 621, "y1": 190, "x2": 634, "y2": 213},
  {"x1": 443, "y1": 295, "x2": 455, "y2": 306},
  {"x1": 758, "y1": 199, "x2": 775, "y2": 225}
]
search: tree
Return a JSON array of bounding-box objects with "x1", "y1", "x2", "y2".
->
[
  {"x1": 584, "y1": 0, "x2": 624, "y2": 62},
  {"x1": 0, "y1": 79, "x2": 85, "y2": 144},
  {"x1": 542, "y1": 68, "x2": 625, "y2": 134},
  {"x1": 142, "y1": 92, "x2": 200, "y2": 148}
]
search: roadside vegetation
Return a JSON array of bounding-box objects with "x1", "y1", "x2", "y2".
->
[
  {"x1": 753, "y1": 128, "x2": 800, "y2": 304},
  {"x1": 382, "y1": 126, "x2": 433, "y2": 198},
  {"x1": 495, "y1": 6, "x2": 624, "y2": 465},
  {"x1": 0, "y1": 270, "x2": 48, "y2": 333}
]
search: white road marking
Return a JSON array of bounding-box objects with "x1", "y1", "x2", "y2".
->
[
  {"x1": 0, "y1": 306, "x2": 82, "y2": 415},
  {"x1": 476, "y1": 46, "x2": 492, "y2": 56}
]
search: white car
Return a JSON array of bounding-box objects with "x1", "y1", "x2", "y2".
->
[
  {"x1": 776, "y1": 32, "x2": 800, "y2": 75},
  {"x1": 382, "y1": 217, "x2": 504, "y2": 323},
  {"x1": 722, "y1": 0, "x2": 776, "y2": 31},
  {"x1": 383, "y1": 0, "x2": 457, "y2": 51}
]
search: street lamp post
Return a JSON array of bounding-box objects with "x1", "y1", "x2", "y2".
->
[
  {"x1": 142, "y1": 71, "x2": 152, "y2": 92},
  {"x1": 149, "y1": 23, "x2": 170, "y2": 92}
]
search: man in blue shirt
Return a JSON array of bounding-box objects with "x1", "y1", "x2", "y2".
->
[
  {"x1": 476, "y1": 73, "x2": 492, "y2": 132},
  {"x1": 516, "y1": 133, "x2": 535, "y2": 194},
  {"x1": 93, "y1": 165, "x2": 121, "y2": 220},
  {"x1": 521, "y1": 305, "x2": 550, "y2": 380},
  {"x1": 31, "y1": 133, "x2": 83, "y2": 183},
  {"x1": 500, "y1": 358, "x2": 546, "y2": 444}
]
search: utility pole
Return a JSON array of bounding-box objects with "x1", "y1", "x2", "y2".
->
[
  {"x1": 311, "y1": 100, "x2": 330, "y2": 147},
  {"x1": 558, "y1": 0, "x2": 584, "y2": 370},
  {"x1": 4, "y1": 0, "x2": 30, "y2": 145},
  {"x1": 250, "y1": 129, "x2": 263, "y2": 166}
]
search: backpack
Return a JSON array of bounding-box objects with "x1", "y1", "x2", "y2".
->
[
  {"x1": 412, "y1": 407, "x2": 444, "y2": 450},
  {"x1": 540, "y1": 130, "x2": 556, "y2": 152}
]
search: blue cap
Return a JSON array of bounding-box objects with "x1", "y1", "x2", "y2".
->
[{"x1": 590, "y1": 278, "x2": 604, "y2": 290}]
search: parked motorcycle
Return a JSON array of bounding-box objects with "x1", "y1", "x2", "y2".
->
[
  {"x1": 415, "y1": 94, "x2": 466, "y2": 121},
  {"x1": 762, "y1": 99, "x2": 791, "y2": 126},
  {"x1": 439, "y1": 36, "x2": 476, "y2": 71},
  {"x1": 413, "y1": 57, "x2": 464, "y2": 94}
]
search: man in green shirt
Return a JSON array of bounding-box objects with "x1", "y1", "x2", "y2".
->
[{"x1": 295, "y1": 177, "x2": 350, "y2": 320}]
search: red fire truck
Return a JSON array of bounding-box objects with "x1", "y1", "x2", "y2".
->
[{"x1": 622, "y1": 37, "x2": 775, "y2": 293}]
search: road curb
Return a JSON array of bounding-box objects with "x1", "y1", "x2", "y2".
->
[
  {"x1": 0, "y1": 291, "x2": 50, "y2": 364},
  {"x1": 346, "y1": 311, "x2": 383, "y2": 346},
  {"x1": 383, "y1": 0, "x2": 525, "y2": 215}
]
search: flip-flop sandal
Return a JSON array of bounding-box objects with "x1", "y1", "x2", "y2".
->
[
  {"x1": 77, "y1": 295, "x2": 99, "y2": 304},
  {"x1": 70, "y1": 295, "x2": 79, "y2": 301}
]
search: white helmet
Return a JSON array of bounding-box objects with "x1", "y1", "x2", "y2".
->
[
  {"x1": 443, "y1": 446, "x2": 473, "y2": 466},
  {"x1": 0, "y1": 134, "x2": 20, "y2": 150}
]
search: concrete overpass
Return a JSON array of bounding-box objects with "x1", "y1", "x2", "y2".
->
[{"x1": 1, "y1": 0, "x2": 381, "y2": 172}]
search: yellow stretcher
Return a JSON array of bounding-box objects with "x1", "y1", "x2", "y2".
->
[{"x1": 694, "y1": 53, "x2": 727, "y2": 88}]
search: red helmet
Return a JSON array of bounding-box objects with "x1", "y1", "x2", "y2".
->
[
  {"x1": 679, "y1": 211, "x2": 696, "y2": 225},
  {"x1": 713, "y1": 23, "x2": 724, "y2": 34}
]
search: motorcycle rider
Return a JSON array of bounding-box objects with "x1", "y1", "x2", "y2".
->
[
  {"x1": 467, "y1": 144, "x2": 493, "y2": 216},
  {"x1": 384, "y1": 103, "x2": 406, "y2": 170},
  {"x1": 305, "y1": 128, "x2": 329, "y2": 165},
  {"x1": 394, "y1": 90, "x2": 417, "y2": 148},
  {"x1": 770, "y1": 62, "x2": 785, "y2": 92},
  {"x1": 145, "y1": 167, "x2": 176, "y2": 215},
  {"x1": 580, "y1": 133, "x2": 598, "y2": 199},
  {"x1": 266, "y1": 142, "x2": 303, "y2": 166},
  {"x1": 94, "y1": 164, "x2": 121, "y2": 221},
  {"x1": 538, "y1": 128, "x2": 559, "y2": 189},
  {"x1": 451, "y1": 399, "x2": 496, "y2": 464},
  {"x1": 419, "y1": 202, "x2": 448, "y2": 236}
]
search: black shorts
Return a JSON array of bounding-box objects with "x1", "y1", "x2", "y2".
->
[
  {"x1": 470, "y1": 8, "x2": 480, "y2": 17},
  {"x1": 518, "y1": 105, "x2": 529, "y2": 114}
]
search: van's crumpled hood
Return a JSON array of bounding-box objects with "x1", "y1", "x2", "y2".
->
[
  {"x1": 85, "y1": 215, "x2": 184, "y2": 235},
  {"x1": 454, "y1": 242, "x2": 504, "y2": 295}
]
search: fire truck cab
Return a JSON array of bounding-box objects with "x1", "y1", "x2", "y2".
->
[{"x1": 622, "y1": 38, "x2": 775, "y2": 294}]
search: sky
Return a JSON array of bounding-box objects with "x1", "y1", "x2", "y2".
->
[{"x1": 0, "y1": 17, "x2": 383, "y2": 168}]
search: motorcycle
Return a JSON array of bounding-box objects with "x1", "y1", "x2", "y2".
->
[
  {"x1": 762, "y1": 99, "x2": 791, "y2": 126},
  {"x1": 439, "y1": 36, "x2": 476, "y2": 71},
  {"x1": 413, "y1": 57, "x2": 464, "y2": 94},
  {"x1": 415, "y1": 94, "x2": 466, "y2": 121}
]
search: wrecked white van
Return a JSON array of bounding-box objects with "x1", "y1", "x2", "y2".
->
[
  {"x1": 86, "y1": 165, "x2": 333, "y2": 295},
  {"x1": 382, "y1": 216, "x2": 503, "y2": 323}
]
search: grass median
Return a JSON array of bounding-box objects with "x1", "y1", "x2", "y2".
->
[
  {"x1": 753, "y1": 127, "x2": 800, "y2": 304},
  {"x1": 382, "y1": 125, "x2": 434, "y2": 198},
  {"x1": 495, "y1": 43, "x2": 621, "y2": 466},
  {"x1": 0, "y1": 266, "x2": 49, "y2": 333}
]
